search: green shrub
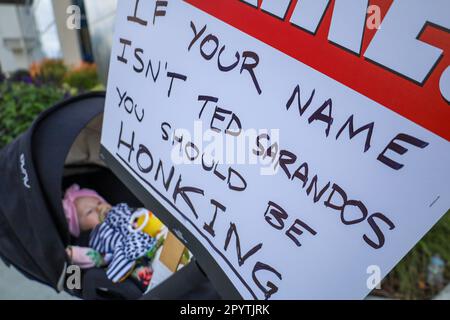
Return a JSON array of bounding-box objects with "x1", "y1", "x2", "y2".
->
[
  {"x1": 0, "y1": 81, "x2": 66, "y2": 148},
  {"x1": 30, "y1": 59, "x2": 67, "y2": 86},
  {"x1": 374, "y1": 210, "x2": 450, "y2": 299},
  {"x1": 64, "y1": 62, "x2": 99, "y2": 91}
]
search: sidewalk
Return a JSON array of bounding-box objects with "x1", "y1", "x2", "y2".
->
[
  {"x1": 0, "y1": 259, "x2": 77, "y2": 300},
  {"x1": 434, "y1": 284, "x2": 450, "y2": 300}
]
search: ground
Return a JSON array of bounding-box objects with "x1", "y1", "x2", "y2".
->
[{"x1": 0, "y1": 259, "x2": 77, "y2": 300}]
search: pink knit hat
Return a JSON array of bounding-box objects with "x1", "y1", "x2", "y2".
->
[{"x1": 62, "y1": 184, "x2": 105, "y2": 237}]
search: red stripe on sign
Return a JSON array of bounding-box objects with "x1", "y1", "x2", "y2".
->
[{"x1": 184, "y1": 0, "x2": 450, "y2": 141}]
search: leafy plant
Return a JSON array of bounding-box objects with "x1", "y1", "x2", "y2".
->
[
  {"x1": 64, "y1": 62, "x2": 99, "y2": 91},
  {"x1": 0, "y1": 59, "x2": 101, "y2": 149},
  {"x1": 30, "y1": 59, "x2": 67, "y2": 86},
  {"x1": 0, "y1": 81, "x2": 66, "y2": 148},
  {"x1": 373, "y1": 210, "x2": 450, "y2": 299}
]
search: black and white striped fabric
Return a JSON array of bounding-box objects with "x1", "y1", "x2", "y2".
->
[{"x1": 89, "y1": 203, "x2": 156, "y2": 283}]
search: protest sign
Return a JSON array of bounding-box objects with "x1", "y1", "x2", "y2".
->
[{"x1": 101, "y1": 0, "x2": 450, "y2": 299}]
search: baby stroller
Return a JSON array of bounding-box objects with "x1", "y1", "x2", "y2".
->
[{"x1": 0, "y1": 92, "x2": 220, "y2": 300}]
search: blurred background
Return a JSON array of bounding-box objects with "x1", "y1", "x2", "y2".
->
[
  {"x1": 0, "y1": 0, "x2": 116, "y2": 83},
  {"x1": 0, "y1": 0, "x2": 117, "y2": 149},
  {"x1": 0, "y1": 0, "x2": 448, "y2": 300}
]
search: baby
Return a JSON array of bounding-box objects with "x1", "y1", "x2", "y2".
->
[{"x1": 63, "y1": 184, "x2": 157, "y2": 285}]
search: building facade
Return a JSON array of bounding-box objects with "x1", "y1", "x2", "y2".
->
[
  {"x1": 0, "y1": 0, "x2": 108, "y2": 76},
  {"x1": 0, "y1": 2, "x2": 44, "y2": 73}
]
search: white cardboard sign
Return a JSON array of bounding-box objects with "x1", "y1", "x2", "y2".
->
[{"x1": 101, "y1": 0, "x2": 450, "y2": 299}]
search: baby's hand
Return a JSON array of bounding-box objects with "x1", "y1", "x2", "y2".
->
[
  {"x1": 65, "y1": 246, "x2": 73, "y2": 262},
  {"x1": 68, "y1": 246, "x2": 107, "y2": 268}
]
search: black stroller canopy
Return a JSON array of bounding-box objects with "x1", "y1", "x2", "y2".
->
[
  {"x1": 0, "y1": 92, "x2": 220, "y2": 299},
  {"x1": 0, "y1": 92, "x2": 105, "y2": 290}
]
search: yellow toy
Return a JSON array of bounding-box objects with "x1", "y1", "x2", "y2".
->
[{"x1": 129, "y1": 209, "x2": 163, "y2": 237}]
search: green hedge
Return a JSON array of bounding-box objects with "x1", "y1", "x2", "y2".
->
[
  {"x1": 378, "y1": 210, "x2": 450, "y2": 299},
  {"x1": 0, "y1": 81, "x2": 66, "y2": 148},
  {"x1": 64, "y1": 63, "x2": 99, "y2": 91}
]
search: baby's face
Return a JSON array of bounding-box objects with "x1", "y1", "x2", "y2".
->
[{"x1": 75, "y1": 196, "x2": 110, "y2": 231}]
